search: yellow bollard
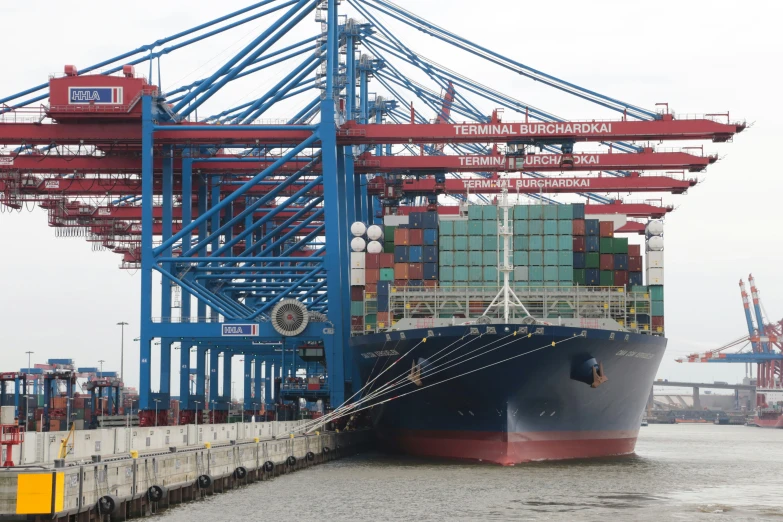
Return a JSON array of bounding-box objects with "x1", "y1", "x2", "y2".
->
[
  {"x1": 204, "y1": 442, "x2": 211, "y2": 449},
  {"x1": 130, "y1": 450, "x2": 139, "y2": 459}
]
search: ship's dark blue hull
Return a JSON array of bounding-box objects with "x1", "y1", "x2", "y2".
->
[{"x1": 350, "y1": 324, "x2": 667, "y2": 464}]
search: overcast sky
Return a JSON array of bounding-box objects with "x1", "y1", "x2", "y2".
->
[{"x1": 0, "y1": 0, "x2": 781, "y2": 395}]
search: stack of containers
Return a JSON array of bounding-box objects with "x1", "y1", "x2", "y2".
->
[
  {"x1": 646, "y1": 220, "x2": 665, "y2": 334},
  {"x1": 393, "y1": 211, "x2": 439, "y2": 289},
  {"x1": 438, "y1": 206, "x2": 498, "y2": 288},
  {"x1": 349, "y1": 222, "x2": 387, "y2": 332}
]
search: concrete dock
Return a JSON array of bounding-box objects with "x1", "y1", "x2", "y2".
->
[{"x1": 0, "y1": 421, "x2": 370, "y2": 520}]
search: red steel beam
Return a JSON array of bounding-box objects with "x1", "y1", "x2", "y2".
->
[{"x1": 394, "y1": 202, "x2": 672, "y2": 219}]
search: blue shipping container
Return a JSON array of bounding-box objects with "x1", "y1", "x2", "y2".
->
[
  {"x1": 409, "y1": 246, "x2": 423, "y2": 263},
  {"x1": 394, "y1": 246, "x2": 409, "y2": 263},
  {"x1": 586, "y1": 269, "x2": 600, "y2": 285},
  {"x1": 586, "y1": 236, "x2": 600, "y2": 252},
  {"x1": 573, "y1": 252, "x2": 586, "y2": 269},
  {"x1": 377, "y1": 281, "x2": 391, "y2": 295},
  {"x1": 585, "y1": 219, "x2": 600, "y2": 236},
  {"x1": 424, "y1": 263, "x2": 438, "y2": 280},
  {"x1": 423, "y1": 229, "x2": 438, "y2": 246},
  {"x1": 422, "y1": 212, "x2": 439, "y2": 229},
  {"x1": 423, "y1": 246, "x2": 438, "y2": 262},
  {"x1": 629, "y1": 272, "x2": 643, "y2": 286},
  {"x1": 614, "y1": 254, "x2": 628, "y2": 271},
  {"x1": 409, "y1": 212, "x2": 423, "y2": 229}
]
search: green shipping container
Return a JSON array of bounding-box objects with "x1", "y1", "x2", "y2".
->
[
  {"x1": 454, "y1": 236, "x2": 468, "y2": 251},
  {"x1": 468, "y1": 205, "x2": 482, "y2": 221},
  {"x1": 529, "y1": 235, "x2": 544, "y2": 250},
  {"x1": 454, "y1": 266, "x2": 468, "y2": 281},
  {"x1": 558, "y1": 235, "x2": 572, "y2": 250},
  {"x1": 600, "y1": 270, "x2": 614, "y2": 286},
  {"x1": 631, "y1": 285, "x2": 649, "y2": 294},
  {"x1": 586, "y1": 252, "x2": 600, "y2": 269},
  {"x1": 544, "y1": 235, "x2": 558, "y2": 251},
  {"x1": 544, "y1": 205, "x2": 559, "y2": 220},
  {"x1": 483, "y1": 251, "x2": 498, "y2": 266},
  {"x1": 365, "y1": 314, "x2": 377, "y2": 325},
  {"x1": 514, "y1": 220, "x2": 529, "y2": 235},
  {"x1": 469, "y1": 236, "x2": 483, "y2": 251},
  {"x1": 514, "y1": 205, "x2": 529, "y2": 219},
  {"x1": 529, "y1": 266, "x2": 544, "y2": 281},
  {"x1": 652, "y1": 301, "x2": 664, "y2": 317},
  {"x1": 529, "y1": 251, "x2": 544, "y2": 265},
  {"x1": 544, "y1": 266, "x2": 558, "y2": 281},
  {"x1": 380, "y1": 268, "x2": 395, "y2": 281},
  {"x1": 528, "y1": 205, "x2": 543, "y2": 220},
  {"x1": 514, "y1": 235, "x2": 529, "y2": 251},
  {"x1": 439, "y1": 251, "x2": 454, "y2": 266},
  {"x1": 439, "y1": 220, "x2": 454, "y2": 236},
  {"x1": 613, "y1": 237, "x2": 629, "y2": 254},
  {"x1": 384, "y1": 242, "x2": 395, "y2": 254},
  {"x1": 469, "y1": 266, "x2": 483, "y2": 281},
  {"x1": 483, "y1": 221, "x2": 497, "y2": 235},
  {"x1": 544, "y1": 251, "x2": 559, "y2": 266},
  {"x1": 440, "y1": 236, "x2": 454, "y2": 251},
  {"x1": 600, "y1": 237, "x2": 614, "y2": 253},
  {"x1": 469, "y1": 281, "x2": 484, "y2": 288},
  {"x1": 544, "y1": 220, "x2": 558, "y2": 235},
  {"x1": 351, "y1": 301, "x2": 364, "y2": 316},
  {"x1": 544, "y1": 281, "x2": 560, "y2": 288},
  {"x1": 483, "y1": 205, "x2": 498, "y2": 220},
  {"x1": 440, "y1": 266, "x2": 454, "y2": 281},
  {"x1": 469, "y1": 220, "x2": 483, "y2": 235},
  {"x1": 484, "y1": 266, "x2": 498, "y2": 282},
  {"x1": 454, "y1": 251, "x2": 468, "y2": 266},
  {"x1": 559, "y1": 266, "x2": 574, "y2": 282},
  {"x1": 454, "y1": 220, "x2": 469, "y2": 235},
  {"x1": 529, "y1": 220, "x2": 544, "y2": 235},
  {"x1": 573, "y1": 268, "x2": 587, "y2": 285},
  {"x1": 558, "y1": 251, "x2": 572, "y2": 266},
  {"x1": 483, "y1": 235, "x2": 498, "y2": 251},
  {"x1": 558, "y1": 220, "x2": 572, "y2": 235},
  {"x1": 558, "y1": 204, "x2": 574, "y2": 220},
  {"x1": 469, "y1": 251, "x2": 483, "y2": 266},
  {"x1": 514, "y1": 251, "x2": 529, "y2": 266},
  {"x1": 384, "y1": 225, "x2": 395, "y2": 239},
  {"x1": 439, "y1": 281, "x2": 453, "y2": 288},
  {"x1": 650, "y1": 285, "x2": 664, "y2": 300}
]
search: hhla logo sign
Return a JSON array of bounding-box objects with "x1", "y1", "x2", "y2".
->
[{"x1": 221, "y1": 324, "x2": 259, "y2": 337}]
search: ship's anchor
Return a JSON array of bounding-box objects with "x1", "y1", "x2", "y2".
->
[
  {"x1": 408, "y1": 360, "x2": 423, "y2": 387},
  {"x1": 591, "y1": 362, "x2": 608, "y2": 388}
]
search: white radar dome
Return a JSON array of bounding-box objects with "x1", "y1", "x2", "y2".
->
[
  {"x1": 366, "y1": 241, "x2": 383, "y2": 254},
  {"x1": 645, "y1": 220, "x2": 664, "y2": 237},
  {"x1": 350, "y1": 222, "x2": 367, "y2": 237},
  {"x1": 646, "y1": 236, "x2": 664, "y2": 251},
  {"x1": 350, "y1": 237, "x2": 367, "y2": 252},
  {"x1": 367, "y1": 225, "x2": 383, "y2": 241}
]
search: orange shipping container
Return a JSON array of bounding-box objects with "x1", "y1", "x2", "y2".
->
[
  {"x1": 394, "y1": 263, "x2": 409, "y2": 279},
  {"x1": 394, "y1": 228, "x2": 410, "y2": 245},
  {"x1": 599, "y1": 221, "x2": 614, "y2": 237}
]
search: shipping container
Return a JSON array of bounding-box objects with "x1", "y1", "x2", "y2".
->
[
  {"x1": 514, "y1": 205, "x2": 529, "y2": 220},
  {"x1": 586, "y1": 268, "x2": 600, "y2": 285},
  {"x1": 454, "y1": 220, "x2": 469, "y2": 235},
  {"x1": 600, "y1": 254, "x2": 614, "y2": 271},
  {"x1": 544, "y1": 251, "x2": 558, "y2": 266},
  {"x1": 529, "y1": 266, "x2": 544, "y2": 281},
  {"x1": 351, "y1": 268, "x2": 365, "y2": 286},
  {"x1": 557, "y1": 220, "x2": 571, "y2": 235},
  {"x1": 544, "y1": 220, "x2": 558, "y2": 235},
  {"x1": 469, "y1": 251, "x2": 483, "y2": 266},
  {"x1": 454, "y1": 236, "x2": 468, "y2": 251},
  {"x1": 482, "y1": 205, "x2": 498, "y2": 221},
  {"x1": 599, "y1": 221, "x2": 614, "y2": 237},
  {"x1": 366, "y1": 269, "x2": 380, "y2": 285},
  {"x1": 573, "y1": 252, "x2": 586, "y2": 269},
  {"x1": 409, "y1": 263, "x2": 424, "y2": 280},
  {"x1": 586, "y1": 236, "x2": 600, "y2": 252},
  {"x1": 651, "y1": 301, "x2": 664, "y2": 317},
  {"x1": 380, "y1": 268, "x2": 394, "y2": 281},
  {"x1": 423, "y1": 246, "x2": 438, "y2": 262},
  {"x1": 614, "y1": 254, "x2": 628, "y2": 271},
  {"x1": 573, "y1": 268, "x2": 586, "y2": 286},
  {"x1": 366, "y1": 283, "x2": 377, "y2": 294},
  {"x1": 423, "y1": 229, "x2": 438, "y2": 246},
  {"x1": 409, "y1": 212, "x2": 423, "y2": 228},
  {"x1": 384, "y1": 241, "x2": 395, "y2": 254},
  {"x1": 483, "y1": 221, "x2": 497, "y2": 235},
  {"x1": 439, "y1": 220, "x2": 454, "y2": 236},
  {"x1": 558, "y1": 251, "x2": 572, "y2": 266},
  {"x1": 544, "y1": 266, "x2": 558, "y2": 281},
  {"x1": 394, "y1": 246, "x2": 409, "y2": 263},
  {"x1": 440, "y1": 235, "x2": 454, "y2": 251},
  {"x1": 454, "y1": 251, "x2": 468, "y2": 266},
  {"x1": 409, "y1": 229, "x2": 424, "y2": 246},
  {"x1": 514, "y1": 266, "x2": 529, "y2": 281},
  {"x1": 628, "y1": 256, "x2": 642, "y2": 272},
  {"x1": 350, "y1": 301, "x2": 364, "y2": 316},
  {"x1": 394, "y1": 228, "x2": 410, "y2": 245},
  {"x1": 365, "y1": 253, "x2": 380, "y2": 269},
  {"x1": 572, "y1": 219, "x2": 585, "y2": 236},
  {"x1": 484, "y1": 266, "x2": 498, "y2": 282},
  {"x1": 380, "y1": 253, "x2": 394, "y2": 268},
  {"x1": 573, "y1": 203, "x2": 586, "y2": 220},
  {"x1": 384, "y1": 225, "x2": 396, "y2": 240},
  {"x1": 629, "y1": 272, "x2": 643, "y2": 286},
  {"x1": 514, "y1": 251, "x2": 529, "y2": 266},
  {"x1": 628, "y1": 244, "x2": 641, "y2": 257},
  {"x1": 483, "y1": 251, "x2": 498, "y2": 266},
  {"x1": 409, "y1": 246, "x2": 423, "y2": 263},
  {"x1": 573, "y1": 236, "x2": 586, "y2": 253},
  {"x1": 647, "y1": 268, "x2": 664, "y2": 285},
  {"x1": 423, "y1": 280, "x2": 437, "y2": 288},
  {"x1": 557, "y1": 204, "x2": 573, "y2": 220},
  {"x1": 469, "y1": 266, "x2": 483, "y2": 282},
  {"x1": 424, "y1": 263, "x2": 438, "y2": 280},
  {"x1": 469, "y1": 220, "x2": 483, "y2": 235},
  {"x1": 585, "y1": 219, "x2": 600, "y2": 236},
  {"x1": 529, "y1": 251, "x2": 544, "y2": 266},
  {"x1": 440, "y1": 266, "x2": 454, "y2": 281},
  {"x1": 528, "y1": 205, "x2": 543, "y2": 220},
  {"x1": 530, "y1": 235, "x2": 544, "y2": 251},
  {"x1": 614, "y1": 270, "x2": 629, "y2": 287},
  {"x1": 558, "y1": 235, "x2": 571, "y2": 250},
  {"x1": 652, "y1": 316, "x2": 665, "y2": 332},
  {"x1": 544, "y1": 205, "x2": 559, "y2": 220},
  {"x1": 544, "y1": 235, "x2": 558, "y2": 251},
  {"x1": 514, "y1": 235, "x2": 529, "y2": 251},
  {"x1": 439, "y1": 251, "x2": 453, "y2": 266},
  {"x1": 394, "y1": 263, "x2": 409, "y2": 279},
  {"x1": 529, "y1": 220, "x2": 544, "y2": 235},
  {"x1": 599, "y1": 237, "x2": 614, "y2": 253},
  {"x1": 483, "y1": 235, "x2": 498, "y2": 251},
  {"x1": 600, "y1": 270, "x2": 614, "y2": 286},
  {"x1": 468, "y1": 236, "x2": 483, "y2": 251},
  {"x1": 454, "y1": 266, "x2": 469, "y2": 281},
  {"x1": 646, "y1": 251, "x2": 664, "y2": 268},
  {"x1": 559, "y1": 266, "x2": 573, "y2": 282},
  {"x1": 613, "y1": 237, "x2": 629, "y2": 255},
  {"x1": 351, "y1": 252, "x2": 366, "y2": 269},
  {"x1": 585, "y1": 252, "x2": 600, "y2": 269},
  {"x1": 514, "y1": 220, "x2": 529, "y2": 235},
  {"x1": 422, "y1": 212, "x2": 438, "y2": 229},
  {"x1": 650, "y1": 285, "x2": 664, "y2": 301}
]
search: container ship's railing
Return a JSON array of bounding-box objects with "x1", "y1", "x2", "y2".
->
[{"x1": 360, "y1": 285, "x2": 655, "y2": 335}]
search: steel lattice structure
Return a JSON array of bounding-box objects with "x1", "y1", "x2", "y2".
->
[{"x1": 0, "y1": 0, "x2": 744, "y2": 426}]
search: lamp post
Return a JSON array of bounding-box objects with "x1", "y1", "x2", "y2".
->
[
  {"x1": 116, "y1": 322, "x2": 128, "y2": 382},
  {"x1": 98, "y1": 360, "x2": 105, "y2": 374},
  {"x1": 193, "y1": 400, "x2": 201, "y2": 429},
  {"x1": 24, "y1": 351, "x2": 33, "y2": 394},
  {"x1": 153, "y1": 399, "x2": 161, "y2": 427},
  {"x1": 211, "y1": 400, "x2": 216, "y2": 424}
]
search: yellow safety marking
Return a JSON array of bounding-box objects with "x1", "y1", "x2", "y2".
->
[
  {"x1": 130, "y1": 450, "x2": 139, "y2": 459},
  {"x1": 16, "y1": 472, "x2": 63, "y2": 515},
  {"x1": 204, "y1": 442, "x2": 211, "y2": 449}
]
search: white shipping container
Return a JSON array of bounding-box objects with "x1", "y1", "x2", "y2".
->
[
  {"x1": 383, "y1": 215, "x2": 409, "y2": 226},
  {"x1": 514, "y1": 266, "x2": 529, "y2": 282},
  {"x1": 350, "y1": 252, "x2": 366, "y2": 269},
  {"x1": 1, "y1": 406, "x2": 15, "y2": 425},
  {"x1": 351, "y1": 268, "x2": 366, "y2": 286},
  {"x1": 646, "y1": 251, "x2": 664, "y2": 269},
  {"x1": 647, "y1": 268, "x2": 664, "y2": 285}
]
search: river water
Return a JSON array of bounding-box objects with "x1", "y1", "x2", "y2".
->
[{"x1": 157, "y1": 425, "x2": 783, "y2": 521}]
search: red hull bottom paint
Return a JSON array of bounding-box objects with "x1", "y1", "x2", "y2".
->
[
  {"x1": 384, "y1": 430, "x2": 639, "y2": 466},
  {"x1": 754, "y1": 415, "x2": 783, "y2": 428}
]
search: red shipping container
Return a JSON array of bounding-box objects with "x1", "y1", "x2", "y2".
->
[
  {"x1": 408, "y1": 229, "x2": 424, "y2": 246},
  {"x1": 652, "y1": 316, "x2": 665, "y2": 331},
  {"x1": 408, "y1": 263, "x2": 424, "y2": 279},
  {"x1": 377, "y1": 312, "x2": 392, "y2": 324},
  {"x1": 394, "y1": 279, "x2": 408, "y2": 288},
  {"x1": 394, "y1": 263, "x2": 409, "y2": 279},
  {"x1": 613, "y1": 270, "x2": 628, "y2": 286},
  {"x1": 628, "y1": 244, "x2": 641, "y2": 257},
  {"x1": 365, "y1": 283, "x2": 377, "y2": 294},
  {"x1": 365, "y1": 254, "x2": 381, "y2": 269},
  {"x1": 350, "y1": 287, "x2": 364, "y2": 300},
  {"x1": 600, "y1": 254, "x2": 614, "y2": 270},
  {"x1": 599, "y1": 221, "x2": 614, "y2": 237},
  {"x1": 572, "y1": 219, "x2": 586, "y2": 236},
  {"x1": 351, "y1": 317, "x2": 364, "y2": 327},
  {"x1": 628, "y1": 256, "x2": 642, "y2": 272},
  {"x1": 394, "y1": 228, "x2": 410, "y2": 245},
  {"x1": 423, "y1": 280, "x2": 437, "y2": 287},
  {"x1": 380, "y1": 253, "x2": 394, "y2": 268},
  {"x1": 365, "y1": 269, "x2": 380, "y2": 285},
  {"x1": 572, "y1": 236, "x2": 586, "y2": 253}
]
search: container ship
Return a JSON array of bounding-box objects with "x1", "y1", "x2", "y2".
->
[
  {"x1": 348, "y1": 196, "x2": 667, "y2": 464},
  {"x1": 752, "y1": 388, "x2": 783, "y2": 428}
]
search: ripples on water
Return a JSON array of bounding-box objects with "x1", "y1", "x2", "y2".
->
[{"x1": 157, "y1": 425, "x2": 783, "y2": 521}]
